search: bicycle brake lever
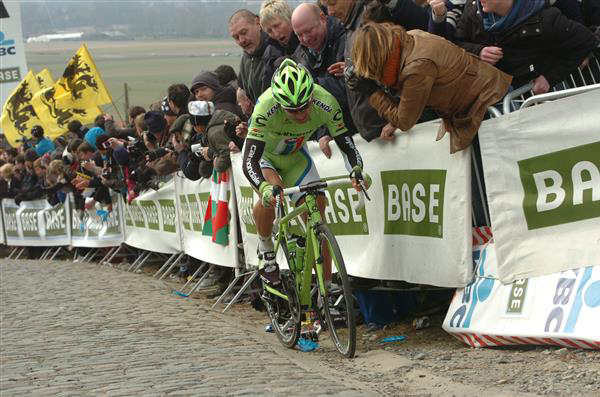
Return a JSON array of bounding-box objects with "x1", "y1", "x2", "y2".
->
[{"x1": 359, "y1": 180, "x2": 371, "y2": 201}]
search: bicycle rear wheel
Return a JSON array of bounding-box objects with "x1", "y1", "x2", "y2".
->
[
  {"x1": 316, "y1": 224, "x2": 356, "y2": 358},
  {"x1": 263, "y1": 270, "x2": 301, "y2": 348}
]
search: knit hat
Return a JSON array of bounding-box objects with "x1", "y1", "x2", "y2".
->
[
  {"x1": 188, "y1": 101, "x2": 215, "y2": 126},
  {"x1": 190, "y1": 71, "x2": 222, "y2": 94},
  {"x1": 144, "y1": 111, "x2": 167, "y2": 134}
]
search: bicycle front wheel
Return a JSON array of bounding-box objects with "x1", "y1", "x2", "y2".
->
[{"x1": 316, "y1": 224, "x2": 356, "y2": 358}]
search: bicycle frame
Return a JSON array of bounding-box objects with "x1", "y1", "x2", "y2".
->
[
  {"x1": 263, "y1": 192, "x2": 324, "y2": 308},
  {"x1": 263, "y1": 176, "x2": 357, "y2": 309}
]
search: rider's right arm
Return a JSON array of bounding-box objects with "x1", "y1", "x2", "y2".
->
[{"x1": 242, "y1": 138, "x2": 267, "y2": 191}]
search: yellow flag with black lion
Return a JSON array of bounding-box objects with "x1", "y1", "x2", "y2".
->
[
  {"x1": 0, "y1": 70, "x2": 45, "y2": 147},
  {"x1": 31, "y1": 44, "x2": 112, "y2": 137}
]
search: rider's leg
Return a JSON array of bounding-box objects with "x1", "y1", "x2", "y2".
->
[
  {"x1": 316, "y1": 195, "x2": 332, "y2": 283},
  {"x1": 297, "y1": 194, "x2": 331, "y2": 282},
  {"x1": 253, "y1": 168, "x2": 283, "y2": 240},
  {"x1": 253, "y1": 168, "x2": 283, "y2": 284}
]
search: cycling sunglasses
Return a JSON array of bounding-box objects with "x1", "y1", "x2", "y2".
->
[{"x1": 282, "y1": 101, "x2": 311, "y2": 114}]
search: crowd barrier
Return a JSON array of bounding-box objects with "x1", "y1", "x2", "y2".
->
[{"x1": 2, "y1": 88, "x2": 599, "y2": 287}]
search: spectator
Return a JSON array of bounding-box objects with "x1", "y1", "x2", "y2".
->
[
  {"x1": 94, "y1": 114, "x2": 106, "y2": 130},
  {"x1": 260, "y1": 0, "x2": 300, "y2": 55},
  {"x1": 351, "y1": 22, "x2": 511, "y2": 153},
  {"x1": 214, "y1": 65, "x2": 238, "y2": 88},
  {"x1": 454, "y1": 0, "x2": 599, "y2": 93},
  {"x1": 143, "y1": 111, "x2": 179, "y2": 176},
  {"x1": 190, "y1": 71, "x2": 244, "y2": 118},
  {"x1": 104, "y1": 106, "x2": 145, "y2": 139},
  {"x1": 175, "y1": 100, "x2": 240, "y2": 180},
  {"x1": 160, "y1": 96, "x2": 179, "y2": 127},
  {"x1": 0, "y1": 163, "x2": 21, "y2": 199},
  {"x1": 427, "y1": 0, "x2": 466, "y2": 40},
  {"x1": 321, "y1": 0, "x2": 427, "y2": 141},
  {"x1": 13, "y1": 154, "x2": 25, "y2": 181},
  {"x1": 66, "y1": 120, "x2": 88, "y2": 141},
  {"x1": 292, "y1": 3, "x2": 356, "y2": 157},
  {"x1": 84, "y1": 126, "x2": 107, "y2": 150},
  {"x1": 229, "y1": 9, "x2": 283, "y2": 103},
  {"x1": 31, "y1": 125, "x2": 55, "y2": 157}
]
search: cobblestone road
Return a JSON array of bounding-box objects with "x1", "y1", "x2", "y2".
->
[{"x1": 0, "y1": 259, "x2": 376, "y2": 396}]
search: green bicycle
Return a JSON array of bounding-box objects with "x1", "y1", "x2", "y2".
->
[{"x1": 261, "y1": 171, "x2": 370, "y2": 358}]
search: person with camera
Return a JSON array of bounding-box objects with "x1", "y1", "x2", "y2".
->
[
  {"x1": 31, "y1": 125, "x2": 55, "y2": 157},
  {"x1": 143, "y1": 111, "x2": 179, "y2": 177},
  {"x1": 174, "y1": 100, "x2": 240, "y2": 181}
]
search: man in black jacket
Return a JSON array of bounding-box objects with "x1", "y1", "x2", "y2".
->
[
  {"x1": 229, "y1": 9, "x2": 284, "y2": 104},
  {"x1": 454, "y1": 0, "x2": 599, "y2": 93},
  {"x1": 291, "y1": 2, "x2": 357, "y2": 157}
]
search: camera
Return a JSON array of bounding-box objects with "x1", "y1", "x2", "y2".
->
[{"x1": 100, "y1": 140, "x2": 111, "y2": 150}]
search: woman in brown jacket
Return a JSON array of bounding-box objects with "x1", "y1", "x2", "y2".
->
[{"x1": 351, "y1": 22, "x2": 512, "y2": 153}]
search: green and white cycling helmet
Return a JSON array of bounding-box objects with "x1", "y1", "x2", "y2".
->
[{"x1": 271, "y1": 58, "x2": 314, "y2": 110}]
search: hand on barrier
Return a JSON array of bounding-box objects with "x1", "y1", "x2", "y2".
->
[{"x1": 380, "y1": 123, "x2": 396, "y2": 142}]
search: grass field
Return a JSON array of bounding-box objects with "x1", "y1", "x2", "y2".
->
[{"x1": 26, "y1": 39, "x2": 242, "y2": 119}]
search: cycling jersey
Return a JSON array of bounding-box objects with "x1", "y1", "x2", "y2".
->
[{"x1": 243, "y1": 84, "x2": 363, "y2": 193}]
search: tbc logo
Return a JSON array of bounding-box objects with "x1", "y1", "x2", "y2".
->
[
  {"x1": 0, "y1": 31, "x2": 16, "y2": 56},
  {"x1": 448, "y1": 247, "x2": 495, "y2": 328},
  {"x1": 544, "y1": 266, "x2": 600, "y2": 334}
]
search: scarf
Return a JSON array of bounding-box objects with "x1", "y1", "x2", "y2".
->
[
  {"x1": 381, "y1": 37, "x2": 402, "y2": 87},
  {"x1": 479, "y1": 0, "x2": 546, "y2": 33}
]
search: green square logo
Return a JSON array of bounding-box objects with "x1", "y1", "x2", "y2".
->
[
  {"x1": 322, "y1": 177, "x2": 369, "y2": 235},
  {"x1": 20, "y1": 209, "x2": 40, "y2": 237},
  {"x1": 518, "y1": 141, "x2": 600, "y2": 229},
  {"x1": 158, "y1": 199, "x2": 177, "y2": 233},
  {"x1": 239, "y1": 186, "x2": 257, "y2": 234},
  {"x1": 3, "y1": 207, "x2": 19, "y2": 237},
  {"x1": 187, "y1": 194, "x2": 203, "y2": 231},
  {"x1": 139, "y1": 200, "x2": 160, "y2": 230},
  {"x1": 381, "y1": 170, "x2": 446, "y2": 238},
  {"x1": 44, "y1": 204, "x2": 66, "y2": 236},
  {"x1": 179, "y1": 194, "x2": 191, "y2": 230}
]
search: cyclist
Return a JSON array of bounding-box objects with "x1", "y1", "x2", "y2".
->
[{"x1": 242, "y1": 58, "x2": 365, "y2": 286}]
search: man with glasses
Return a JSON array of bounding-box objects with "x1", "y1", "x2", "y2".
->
[{"x1": 242, "y1": 58, "x2": 365, "y2": 285}]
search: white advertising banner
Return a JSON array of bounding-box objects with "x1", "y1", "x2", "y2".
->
[
  {"x1": 175, "y1": 173, "x2": 239, "y2": 268},
  {"x1": 124, "y1": 178, "x2": 182, "y2": 254},
  {"x1": 70, "y1": 194, "x2": 125, "y2": 248},
  {"x1": 1, "y1": 198, "x2": 70, "y2": 246},
  {"x1": 443, "y1": 241, "x2": 600, "y2": 350},
  {"x1": 232, "y1": 121, "x2": 473, "y2": 287},
  {"x1": 0, "y1": 0, "x2": 29, "y2": 109},
  {"x1": 478, "y1": 89, "x2": 600, "y2": 283}
]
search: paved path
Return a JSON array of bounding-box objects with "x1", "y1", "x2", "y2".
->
[{"x1": 0, "y1": 259, "x2": 376, "y2": 396}]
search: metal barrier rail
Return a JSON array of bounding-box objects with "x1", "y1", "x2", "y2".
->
[{"x1": 502, "y1": 54, "x2": 600, "y2": 114}]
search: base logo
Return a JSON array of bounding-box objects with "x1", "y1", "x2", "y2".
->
[
  {"x1": 381, "y1": 170, "x2": 446, "y2": 238},
  {"x1": 519, "y1": 141, "x2": 600, "y2": 229},
  {"x1": 323, "y1": 176, "x2": 368, "y2": 236}
]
